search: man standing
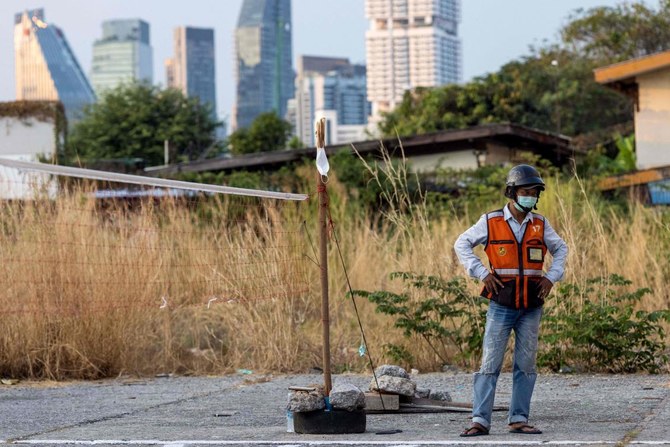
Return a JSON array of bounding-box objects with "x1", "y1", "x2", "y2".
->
[{"x1": 454, "y1": 164, "x2": 568, "y2": 436}]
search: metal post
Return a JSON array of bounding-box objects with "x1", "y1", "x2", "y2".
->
[
  {"x1": 164, "y1": 140, "x2": 169, "y2": 166},
  {"x1": 316, "y1": 119, "x2": 332, "y2": 395}
]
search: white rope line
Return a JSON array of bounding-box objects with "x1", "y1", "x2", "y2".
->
[
  {"x1": 10, "y1": 440, "x2": 670, "y2": 445},
  {"x1": 0, "y1": 158, "x2": 308, "y2": 201}
]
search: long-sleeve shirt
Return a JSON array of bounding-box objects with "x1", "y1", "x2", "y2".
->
[{"x1": 454, "y1": 203, "x2": 568, "y2": 284}]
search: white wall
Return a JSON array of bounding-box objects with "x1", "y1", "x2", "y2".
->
[
  {"x1": 635, "y1": 70, "x2": 670, "y2": 169},
  {"x1": 407, "y1": 149, "x2": 477, "y2": 172},
  {"x1": 0, "y1": 117, "x2": 55, "y2": 157},
  {"x1": 406, "y1": 144, "x2": 514, "y2": 173},
  {"x1": 0, "y1": 116, "x2": 58, "y2": 199}
]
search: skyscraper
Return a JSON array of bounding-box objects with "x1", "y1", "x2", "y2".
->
[
  {"x1": 14, "y1": 9, "x2": 96, "y2": 122},
  {"x1": 234, "y1": 0, "x2": 294, "y2": 130},
  {"x1": 90, "y1": 19, "x2": 153, "y2": 97},
  {"x1": 365, "y1": 0, "x2": 461, "y2": 124},
  {"x1": 165, "y1": 27, "x2": 216, "y2": 117},
  {"x1": 292, "y1": 56, "x2": 371, "y2": 146}
]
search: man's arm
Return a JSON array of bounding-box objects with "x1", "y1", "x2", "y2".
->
[
  {"x1": 543, "y1": 217, "x2": 568, "y2": 284},
  {"x1": 453, "y1": 214, "x2": 490, "y2": 281}
]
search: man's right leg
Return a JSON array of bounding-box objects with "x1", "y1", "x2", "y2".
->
[{"x1": 472, "y1": 301, "x2": 515, "y2": 430}]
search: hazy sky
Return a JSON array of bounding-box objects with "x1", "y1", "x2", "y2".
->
[{"x1": 2, "y1": 0, "x2": 623, "y2": 124}]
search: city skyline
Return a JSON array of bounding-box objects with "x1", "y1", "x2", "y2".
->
[
  {"x1": 1, "y1": 0, "x2": 623, "y2": 127},
  {"x1": 166, "y1": 26, "x2": 217, "y2": 119},
  {"x1": 234, "y1": 0, "x2": 294, "y2": 130},
  {"x1": 292, "y1": 55, "x2": 370, "y2": 146},
  {"x1": 365, "y1": 0, "x2": 461, "y2": 122},
  {"x1": 14, "y1": 8, "x2": 95, "y2": 121},
  {"x1": 91, "y1": 18, "x2": 153, "y2": 97}
]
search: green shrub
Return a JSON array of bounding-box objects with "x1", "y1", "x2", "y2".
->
[
  {"x1": 354, "y1": 271, "x2": 670, "y2": 374},
  {"x1": 539, "y1": 274, "x2": 670, "y2": 373},
  {"x1": 351, "y1": 272, "x2": 487, "y2": 367}
]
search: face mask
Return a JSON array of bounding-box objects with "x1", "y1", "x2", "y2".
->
[{"x1": 514, "y1": 196, "x2": 537, "y2": 211}]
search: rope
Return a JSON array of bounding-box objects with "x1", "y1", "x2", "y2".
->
[
  {"x1": 0, "y1": 158, "x2": 308, "y2": 201},
  {"x1": 301, "y1": 220, "x2": 320, "y2": 267},
  {"x1": 325, "y1": 204, "x2": 387, "y2": 411}
]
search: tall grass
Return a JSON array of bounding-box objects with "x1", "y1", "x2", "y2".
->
[
  {"x1": 0, "y1": 189, "x2": 317, "y2": 379},
  {"x1": 0, "y1": 160, "x2": 668, "y2": 379}
]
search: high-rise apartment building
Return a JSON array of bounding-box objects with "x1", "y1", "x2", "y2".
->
[
  {"x1": 90, "y1": 19, "x2": 153, "y2": 97},
  {"x1": 365, "y1": 0, "x2": 461, "y2": 123},
  {"x1": 14, "y1": 9, "x2": 96, "y2": 122},
  {"x1": 165, "y1": 27, "x2": 216, "y2": 116},
  {"x1": 234, "y1": 0, "x2": 294, "y2": 130},
  {"x1": 292, "y1": 56, "x2": 370, "y2": 146}
]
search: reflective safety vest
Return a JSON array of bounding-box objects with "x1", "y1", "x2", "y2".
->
[{"x1": 482, "y1": 209, "x2": 547, "y2": 309}]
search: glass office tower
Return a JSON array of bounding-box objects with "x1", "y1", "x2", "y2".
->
[
  {"x1": 14, "y1": 8, "x2": 96, "y2": 122},
  {"x1": 166, "y1": 27, "x2": 216, "y2": 118},
  {"x1": 91, "y1": 19, "x2": 153, "y2": 97},
  {"x1": 234, "y1": 0, "x2": 294, "y2": 130}
]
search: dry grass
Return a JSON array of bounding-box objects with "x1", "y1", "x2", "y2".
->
[
  {"x1": 0, "y1": 166, "x2": 668, "y2": 380},
  {"x1": 0, "y1": 190, "x2": 317, "y2": 379}
]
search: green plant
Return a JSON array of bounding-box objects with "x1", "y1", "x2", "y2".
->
[
  {"x1": 613, "y1": 134, "x2": 636, "y2": 171},
  {"x1": 351, "y1": 272, "x2": 487, "y2": 367},
  {"x1": 382, "y1": 343, "x2": 414, "y2": 366},
  {"x1": 228, "y1": 112, "x2": 292, "y2": 155},
  {"x1": 539, "y1": 274, "x2": 670, "y2": 373}
]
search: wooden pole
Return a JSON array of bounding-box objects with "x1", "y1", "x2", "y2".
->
[{"x1": 315, "y1": 118, "x2": 332, "y2": 395}]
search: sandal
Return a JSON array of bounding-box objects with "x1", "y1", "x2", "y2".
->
[
  {"x1": 509, "y1": 423, "x2": 542, "y2": 434},
  {"x1": 460, "y1": 422, "x2": 489, "y2": 437}
]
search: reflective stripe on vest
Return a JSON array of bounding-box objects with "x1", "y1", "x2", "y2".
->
[
  {"x1": 494, "y1": 268, "x2": 544, "y2": 276},
  {"x1": 484, "y1": 210, "x2": 547, "y2": 308}
]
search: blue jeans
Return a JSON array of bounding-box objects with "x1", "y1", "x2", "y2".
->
[{"x1": 472, "y1": 301, "x2": 542, "y2": 429}]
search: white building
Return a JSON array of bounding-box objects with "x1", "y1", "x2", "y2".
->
[
  {"x1": 0, "y1": 101, "x2": 63, "y2": 199},
  {"x1": 595, "y1": 50, "x2": 670, "y2": 170},
  {"x1": 314, "y1": 110, "x2": 369, "y2": 147},
  {"x1": 90, "y1": 19, "x2": 153, "y2": 97},
  {"x1": 365, "y1": 0, "x2": 461, "y2": 126},
  {"x1": 293, "y1": 56, "x2": 370, "y2": 146}
]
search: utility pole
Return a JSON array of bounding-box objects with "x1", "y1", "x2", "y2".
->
[{"x1": 315, "y1": 118, "x2": 331, "y2": 395}]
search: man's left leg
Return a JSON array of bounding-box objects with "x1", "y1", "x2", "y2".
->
[{"x1": 509, "y1": 306, "x2": 542, "y2": 432}]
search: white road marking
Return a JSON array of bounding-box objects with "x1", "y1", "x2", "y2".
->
[{"x1": 8, "y1": 441, "x2": 670, "y2": 446}]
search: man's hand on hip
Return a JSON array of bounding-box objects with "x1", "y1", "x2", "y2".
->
[
  {"x1": 483, "y1": 274, "x2": 504, "y2": 295},
  {"x1": 538, "y1": 277, "x2": 553, "y2": 299}
]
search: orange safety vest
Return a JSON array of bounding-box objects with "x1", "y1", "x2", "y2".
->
[{"x1": 482, "y1": 209, "x2": 547, "y2": 309}]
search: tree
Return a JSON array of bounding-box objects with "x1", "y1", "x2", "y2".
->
[
  {"x1": 228, "y1": 112, "x2": 293, "y2": 155},
  {"x1": 380, "y1": 47, "x2": 632, "y2": 138},
  {"x1": 561, "y1": 1, "x2": 670, "y2": 63},
  {"x1": 65, "y1": 82, "x2": 219, "y2": 166},
  {"x1": 378, "y1": 0, "x2": 670, "y2": 139},
  {"x1": 287, "y1": 136, "x2": 305, "y2": 149}
]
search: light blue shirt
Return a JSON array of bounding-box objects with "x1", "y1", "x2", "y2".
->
[{"x1": 454, "y1": 203, "x2": 568, "y2": 284}]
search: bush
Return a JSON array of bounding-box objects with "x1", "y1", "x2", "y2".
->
[
  {"x1": 354, "y1": 271, "x2": 670, "y2": 374},
  {"x1": 351, "y1": 272, "x2": 487, "y2": 368},
  {"x1": 539, "y1": 274, "x2": 670, "y2": 373}
]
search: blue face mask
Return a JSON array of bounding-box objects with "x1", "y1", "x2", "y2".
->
[{"x1": 514, "y1": 196, "x2": 537, "y2": 211}]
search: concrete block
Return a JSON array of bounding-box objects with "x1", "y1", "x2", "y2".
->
[{"x1": 364, "y1": 392, "x2": 400, "y2": 411}]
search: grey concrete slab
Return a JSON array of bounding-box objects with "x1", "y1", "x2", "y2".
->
[{"x1": 0, "y1": 373, "x2": 668, "y2": 447}]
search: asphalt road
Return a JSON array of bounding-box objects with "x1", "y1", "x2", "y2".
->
[{"x1": 0, "y1": 372, "x2": 668, "y2": 447}]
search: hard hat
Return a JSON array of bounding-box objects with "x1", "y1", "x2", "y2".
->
[{"x1": 504, "y1": 165, "x2": 545, "y2": 199}]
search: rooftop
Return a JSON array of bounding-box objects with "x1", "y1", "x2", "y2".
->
[
  {"x1": 146, "y1": 123, "x2": 575, "y2": 177},
  {"x1": 594, "y1": 50, "x2": 670, "y2": 86}
]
